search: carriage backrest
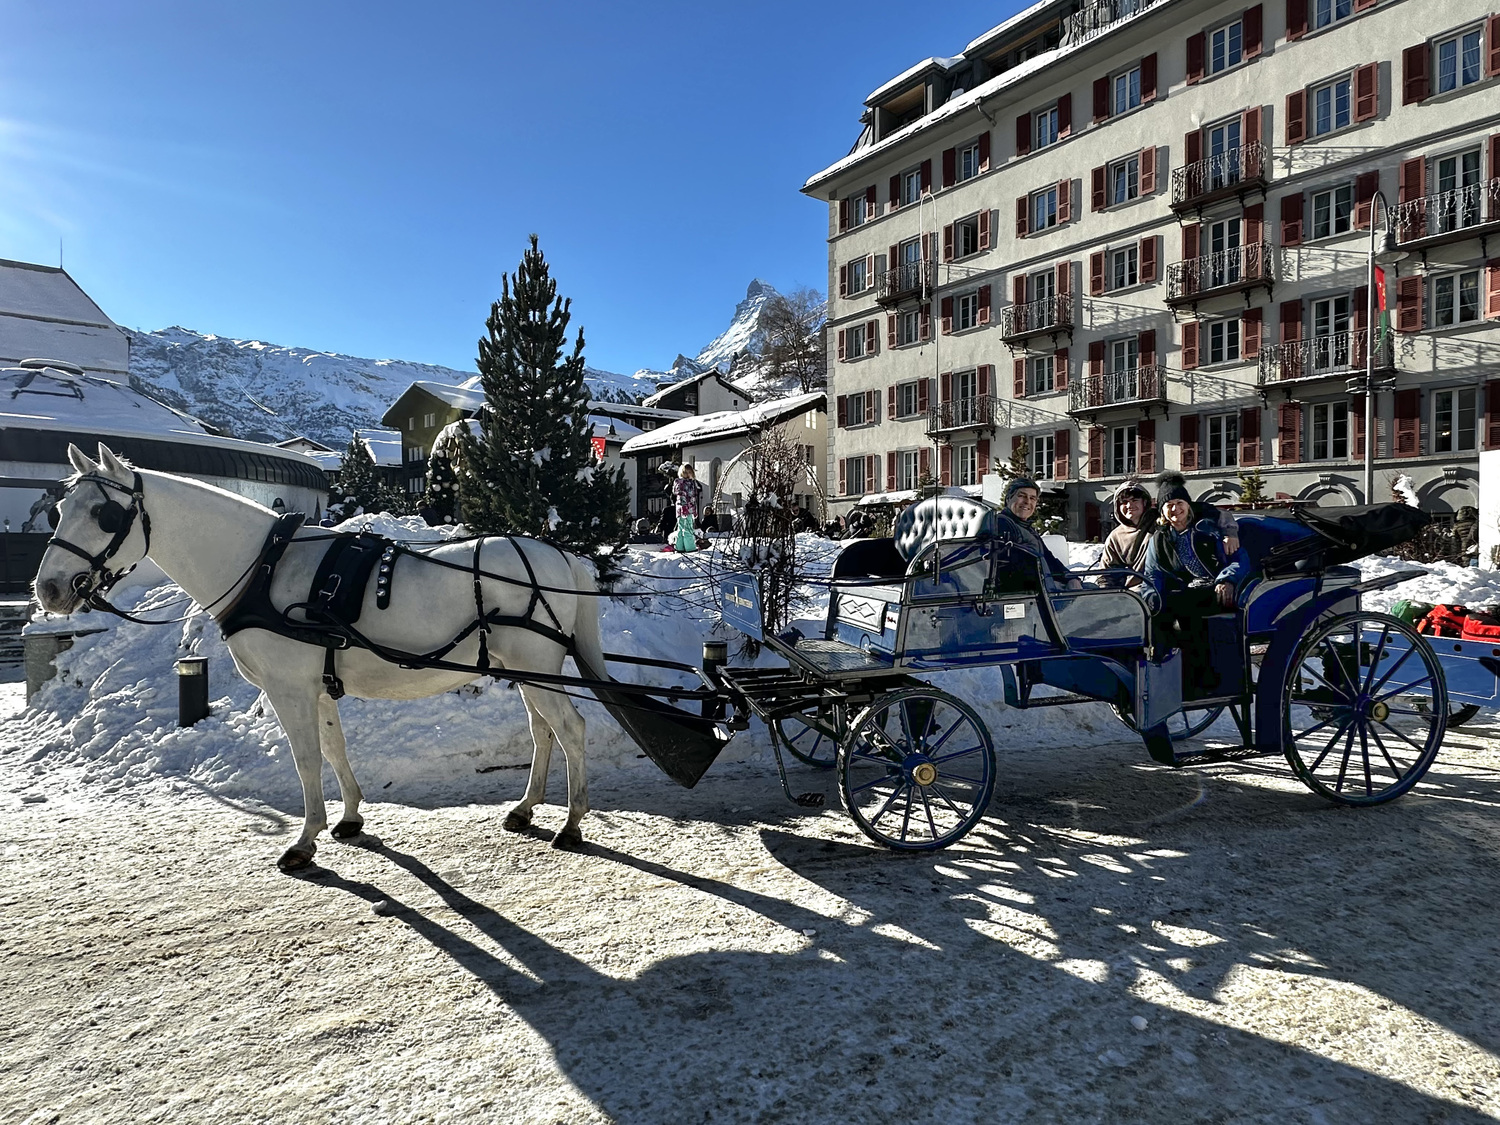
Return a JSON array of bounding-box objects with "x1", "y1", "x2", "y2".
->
[{"x1": 893, "y1": 495, "x2": 1000, "y2": 564}]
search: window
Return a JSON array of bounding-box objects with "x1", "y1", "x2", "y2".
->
[
  {"x1": 1434, "y1": 388, "x2": 1478, "y2": 452},
  {"x1": 1035, "y1": 107, "x2": 1059, "y2": 150},
  {"x1": 1027, "y1": 355, "x2": 1054, "y2": 396},
  {"x1": 1209, "y1": 19, "x2": 1243, "y2": 74},
  {"x1": 1108, "y1": 336, "x2": 1139, "y2": 374},
  {"x1": 901, "y1": 168, "x2": 923, "y2": 206},
  {"x1": 847, "y1": 256, "x2": 869, "y2": 294},
  {"x1": 956, "y1": 291, "x2": 979, "y2": 331},
  {"x1": 1031, "y1": 433, "x2": 1056, "y2": 481},
  {"x1": 897, "y1": 308, "x2": 921, "y2": 345},
  {"x1": 1433, "y1": 270, "x2": 1481, "y2": 327},
  {"x1": 406, "y1": 445, "x2": 426, "y2": 462},
  {"x1": 1207, "y1": 412, "x2": 1239, "y2": 468},
  {"x1": 1110, "y1": 245, "x2": 1138, "y2": 290},
  {"x1": 422, "y1": 412, "x2": 436, "y2": 428},
  {"x1": 1311, "y1": 183, "x2": 1354, "y2": 238},
  {"x1": 1110, "y1": 425, "x2": 1138, "y2": 475},
  {"x1": 958, "y1": 141, "x2": 983, "y2": 182},
  {"x1": 896, "y1": 381, "x2": 919, "y2": 417},
  {"x1": 1113, "y1": 65, "x2": 1142, "y2": 114},
  {"x1": 1206, "y1": 118, "x2": 1243, "y2": 188},
  {"x1": 1311, "y1": 294, "x2": 1353, "y2": 370},
  {"x1": 846, "y1": 456, "x2": 867, "y2": 494},
  {"x1": 1205, "y1": 216, "x2": 1242, "y2": 286},
  {"x1": 1031, "y1": 185, "x2": 1059, "y2": 231},
  {"x1": 407, "y1": 476, "x2": 424, "y2": 494},
  {"x1": 1312, "y1": 75, "x2": 1352, "y2": 136},
  {"x1": 954, "y1": 214, "x2": 980, "y2": 257},
  {"x1": 1206, "y1": 317, "x2": 1241, "y2": 365},
  {"x1": 897, "y1": 450, "x2": 921, "y2": 490},
  {"x1": 407, "y1": 416, "x2": 416, "y2": 431},
  {"x1": 1030, "y1": 269, "x2": 1056, "y2": 305},
  {"x1": 844, "y1": 326, "x2": 866, "y2": 361},
  {"x1": 1430, "y1": 149, "x2": 1483, "y2": 234},
  {"x1": 1309, "y1": 402, "x2": 1348, "y2": 460},
  {"x1": 684, "y1": 390, "x2": 697, "y2": 407},
  {"x1": 955, "y1": 443, "x2": 978, "y2": 487},
  {"x1": 847, "y1": 192, "x2": 869, "y2": 228},
  {"x1": 1313, "y1": 0, "x2": 1352, "y2": 31},
  {"x1": 1109, "y1": 155, "x2": 1139, "y2": 206},
  {"x1": 1436, "y1": 28, "x2": 1484, "y2": 94}
]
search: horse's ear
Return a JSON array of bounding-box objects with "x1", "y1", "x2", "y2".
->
[
  {"x1": 97, "y1": 444, "x2": 129, "y2": 479},
  {"x1": 67, "y1": 443, "x2": 98, "y2": 475}
]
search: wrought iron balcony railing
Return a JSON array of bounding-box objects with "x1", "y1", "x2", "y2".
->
[
  {"x1": 1394, "y1": 178, "x2": 1500, "y2": 245},
  {"x1": 1000, "y1": 294, "x2": 1072, "y2": 341},
  {"x1": 1062, "y1": 0, "x2": 1161, "y2": 46},
  {"x1": 926, "y1": 394, "x2": 998, "y2": 436},
  {"x1": 1165, "y1": 241, "x2": 1273, "y2": 305},
  {"x1": 1068, "y1": 365, "x2": 1166, "y2": 414},
  {"x1": 876, "y1": 259, "x2": 938, "y2": 306},
  {"x1": 1170, "y1": 142, "x2": 1268, "y2": 209},
  {"x1": 1257, "y1": 331, "x2": 1393, "y2": 384}
]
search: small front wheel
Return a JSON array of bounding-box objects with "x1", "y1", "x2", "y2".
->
[
  {"x1": 839, "y1": 687, "x2": 995, "y2": 851},
  {"x1": 771, "y1": 708, "x2": 839, "y2": 770},
  {"x1": 1113, "y1": 701, "x2": 1225, "y2": 742}
]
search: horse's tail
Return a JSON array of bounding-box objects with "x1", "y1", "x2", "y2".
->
[{"x1": 567, "y1": 553, "x2": 608, "y2": 683}]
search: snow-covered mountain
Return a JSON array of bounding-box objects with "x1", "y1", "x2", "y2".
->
[{"x1": 694, "y1": 278, "x2": 779, "y2": 369}]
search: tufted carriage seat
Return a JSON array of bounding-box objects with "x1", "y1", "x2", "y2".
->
[{"x1": 893, "y1": 495, "x2": 1001, "y2": 563}]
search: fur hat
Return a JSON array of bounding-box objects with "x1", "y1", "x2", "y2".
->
[{"x1": 1155, "y1": 470, "x2": 1192, "y2": 509}]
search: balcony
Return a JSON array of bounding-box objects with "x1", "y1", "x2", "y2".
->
[
  {"x1": 1062, "y1": 0, "x2": 1162, "y2": 47},
  {"x1": 1068, "y1": 365, "x2": 1167, "y2": 417},
  {"x1": 1170, "y1": 143, "x2": 1268, "y2": 212},
  {"x1": 926, "y1": 394, "x2": 998, "y2": 437},
  {"x1": 876, "y1": 259, "x2": 938, "y2": 307},
  {"x1": 1394, "y1": 178, "x2": 1500, "y2": 252},
  {"x1": 1165, "y1": 241, "x2": 1274, "y2": 307},
  {"x1": 1000, "y1": 294, "x2": 1072, "y2": 343},
  {"x1": 1257, "y1": 331, "x2": 1393, "y2": 387}
]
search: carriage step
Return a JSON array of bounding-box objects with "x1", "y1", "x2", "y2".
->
[
  {"x1": 794, "y1": 792, "x2": 825, "y2": 808},
  {"x1": 1169, "y1": 745, "x2": 1271, "y2": 767}
]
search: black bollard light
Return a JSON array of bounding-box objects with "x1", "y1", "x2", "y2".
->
[
  {"x1": 176, "y1": 657, "x2": 210, "y2": 727},
  {"x1": 701, "y1": 640, "x2": 727, "y2": 720}
]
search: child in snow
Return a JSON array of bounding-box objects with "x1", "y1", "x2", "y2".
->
[{"x1": 672, "y1": 464, "x2": 703, "y2": 552}]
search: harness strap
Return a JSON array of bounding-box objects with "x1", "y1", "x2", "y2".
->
[
  {"x1": 473, "y1": 539, "x2": 490, "y2": 673},
  {"x1": 322, "y1": 647, "x2": 345, "y2": 700}
]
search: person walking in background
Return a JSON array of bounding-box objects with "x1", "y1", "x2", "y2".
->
[{"x1": 672, "y1": 464, "x2": 703, "y2": 552}]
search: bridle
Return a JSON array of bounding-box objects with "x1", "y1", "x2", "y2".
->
[{"x1": 45, "y1": 472, "x2": 152, "y2": 611}]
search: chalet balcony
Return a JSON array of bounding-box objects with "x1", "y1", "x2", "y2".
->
[
  {"x1": 1257, "y1": 331, "x2": 1393, "y2": 386},
  {"x1": 876, "y1": 259, "x2": 938, "y2": 306},
  {"x1": 1063, "y1": 0, "x2": 1162, "y2": 47},
  {"x1": 1165, "y1": 241, "x2": 1274, "y2": 307},
  {"x1": 1000, "y1": 294, "x2": 1072, "y2": 343},
  {"x1": 1068, "y1": 365, "x2": 1167, "y2": 416},
  {"x1": 926, "y1": 394, "x2": 998, "y2": 437},
  {"x1": 1170, "y1": 142, "x2": 1268, "y2": 212},
  {"x1": 1394, "y1": 178, "x2": 1500, "y2": 251}
]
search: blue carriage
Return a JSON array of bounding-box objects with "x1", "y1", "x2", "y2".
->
[{"x1": 713, "y1": 493, "x2": 1480, "y2": 853}]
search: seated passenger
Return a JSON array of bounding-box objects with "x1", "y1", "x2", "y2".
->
[
  {"x1": 1099, "y1": 480, "x2": 1154, "y2": 587},
  {"x1": 996, "y1": 477, "x2": 1081, "y2": 590}
]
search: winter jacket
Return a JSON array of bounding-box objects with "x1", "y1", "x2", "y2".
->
[
  {"x1": 673, "y1": 477, "x2": 703, "y2": 519},
  {"x1": 1141, "y1": 518, "x2": 1250, "y2": 614},
  {"x1": 995, "y1": 508, "x2": 1071, "y2": 585}
]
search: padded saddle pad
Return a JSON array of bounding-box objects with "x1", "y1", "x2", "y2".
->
[
  {"x1": 893, "y1": 496, "x2": 1000, "y2": 562},
  {"x1": 308, "y1": 532, "x2": 388, "y2": 625}
]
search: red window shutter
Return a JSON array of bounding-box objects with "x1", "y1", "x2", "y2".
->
[
  {"x1": 940, "y1": 446, "x2": 952, "y2": 486},
  {"x1": 1287, "y1": 0, "x2": 1308, "y2": 40},
  {"x1": 1186, "y1": 129, "x2": 1203, "y2": 168},
  {"x1": 1138, "y1": 329, "x2": 1156, "y2": 367},
  {"x1": 839, "y1": 198, "x2": 849, "y2": 231},
  {"x1": 979, "y1": 208, "x2": 992, "y2": 251},
  {"x1": 1487, "y1": 260, "x2": 1500, "y2": 318},
  {"x1": 1093, "y1": 76, "x2": 1109, "y2": 123},
  {"x1": 1182, "y1": 223, "x2": 1200, "y2": 261},
  {"x1": 1140, "y1": 146, "x2": 1156, "y2": 194},
  {"x1": 1403, "y1": 44, "x2": 1430, "y2": 104},
  {"x1": 1058, "y1": 178, "x2": 1072, "y2": 223},
  {"x1": 1286, "y1": 89, "x2": 1306, "y2": 145},
  {"x1": 1243, "y1": 307, "x2": 1263, "y2": 358},
  {"x1": 920, "y1": 159, "x2": 932, "y2": 191},
  {"x1": 1243, "y1": 105, "x2": 1262, "y2": 147},
  {"x1": 921, "y1": 232, "x2": 932, "y2": 261},
  {"x1": 942, "y1": 147, "x2": 957, "y2": 189},
  {"x1": 1016, "y1": 112, "x2": 1031, "y2": 156},
  {"x1": 887, "y1": 314, "x2": 897, "y2": 349},
  {"x1": 865, "y1": 184, "x2": 877, "y2": 213},
  {"x1": 1353, "y1": 287, "x2": 1368, "y2": 348},
  {"x1": 838, "y1": 458, "x2": 846, "y2": 495},
  {"x1": 943, "y1": 223, "x2": 954, "y2": 261},
  {"x1": 1186, "y1": 33, "x2": 1205, "y2": 84},
  {"x1": 1013, "y1": 275, "x2": 1027, "y2": 305},
  {"x1": 1354, "y1": 171, "x2": 1379, "y2": 229},
  {"x1": 1398, "y1": 157, "x2": 1425, "y2": 204},
  {"x1": 1180, "y1": 414, "x2": 1201, "y2": 471},
  {"x1": 888, "y1": 243, "x2": 898, "y2": 271},
  {"x1": 1351, "y1": 394, "x2": 1366, "y2": 461},
  {"x1": 838, "y1": 264, "x2": 848, "y2": 297},
  {"x1": 889, "y1": 175, "x2": 901, "y2": 209},
  {"x1": 1056, "y1": 261, "x2": 1071, "y2": 297},
  {"x1": 1054, "y1": 428, "x2": 1071, "y2": 480},
  {"x1": 1245, "y1": 202, "x2": 1264, "y2": 247},
  {"x1": 977, "y1": 438, "x2": 990, "y2": 480},
  {"x1": 836, "y1": 395, "x2": 847, "y2": 427},
  {"x1": 1354, "y1": 63, "x2": 1378, "y2": 122},
  {"x1": 1396, "y1": 276, "x2": 1423, "y2": 332},
  {"x1": 941, "y1": 295, "x2": 954, "y2": 334},
  {"x1": 866, "y1": 454, "x2": 876, "y2": 488},
  {"x1": 978, "y1": 285, "x2": 992, "y2": 326},
  {"x1": 1488, "y1": 382, "x2": 1500, "y2": 448},
  {"x1": 1278, "y1": 403, "x2": 1302, "y2": 464},
  {"x1": 1091, "y1": 165, "x2": 1106, "y2": 211},
  {"x1": 1014, "y1": 358, "x2": 1027, "y2": 398},
  {"x1": 940, "y1": 371, "x2": 952, "y2": 402},
  {"x1": 1281, "y1": 192, "x2": 1304, "y2": 246},
  {"x1": 1140, "y1": 236, "x2": 1158, "y2": 283},
  {"x1": 1058, "y1": 94, "x2": 1072, "y2": 137},
  {"x1": 1240, "y1": 407, "x2": 1261, "y2": 466},
  {"x1": 1493, "y1": 135, "x2": 1500, "y2": 189},
  {"x1": 1012, "y1": 434, "x2": 1024, "y2": 462},
  {"x1": 1055, "y1": 348, "x2": 1069, "y2": 391},
  {"x1": 1088, "y1": 427, "x2": 1105, "y2": 478},
  {"x1": 1015, "y1": 196, "x2": 1029, "y2": 237},
  {"x1": 1280, "y1": 299, "x2": 1303, "y2": 343},
  {"x1": 1353, "y1": 0, "x2": 1375, "y2": 10},
  {"x1": 1090, "y1": 251, "x2": 1105, "y2": 295},
  {"x1": 887, "y1": 451, "x2": 897, "y2": 489},
  {"x1": 978, "y1": 364, "x2": 991, "y2": 396},
  {"x1": 1141, "y1": 53, "x2": 1157, "y2": 102},
  {"x1": 1394, "y1": 388, "x2": 1420, "y2": 457},
  {"x1": 1085, "y1": 502, "x2": 1102, "y2": 541},
  {"x1": 1490, "y1": 15, "x2": 1500, "y2": 77},
  {"x1": 979, "y1": 131, "x2": 991, "y2": 172},
  {"x1": 1182, "y1": 322, "x2": 1199, "y2": 369},
  {"x1": 837, "y1": 330, "x2": 846, "y2": 362},
  {"x1": 1138, "y1": 419, "x2": 1156, "y2": 475},
  {"x1": 1088, "y1": 339, "x2": 1105, "y2": 376},
  {"x1": 920, "y1": 303, "x2": 931, "y2": 341},
  {"x1": 888, "y1": 385, "x2": 897, "y2": 420},
  {"x1": 866, "y1": 391, "x2": 876, "y2": 421},
  {"x1": 866, "y1": 320, "x2": 878, "y2": 354},
  {"x1": 919, "y1": 447, "x2": 931, "y2": 480},
  {"x1": 1243, "y1": 5, "x2": 1263, "y2": 57}
]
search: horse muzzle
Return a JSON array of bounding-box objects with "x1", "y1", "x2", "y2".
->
[{"x1": 33, "y1": 571, "x2": 86, "y2": 615}]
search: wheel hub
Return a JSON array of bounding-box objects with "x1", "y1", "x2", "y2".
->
[
  {"x1": 1367, "y1": 699, "x2": 1390, "y2": 723},
  {"x1": 908, "y1": 756, "x2": 938, "y2": 787}
]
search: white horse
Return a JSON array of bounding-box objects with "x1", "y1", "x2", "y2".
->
[{"x1": 33, "y1": 443, "x2": 606, "y2": 870}]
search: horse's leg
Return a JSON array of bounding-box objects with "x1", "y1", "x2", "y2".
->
[
  {"x1": 503, "y1": 689, "x2": 557, "y2": 834},
  {"x1": 519, "y1": 685, "x2": 589, "y2": 851},
  {"x1": 318, "y1": 693, "x2": 365, "y2": 839},
  {"x1": 263, "y1": 686, "x2": 328, "y2": 872}
]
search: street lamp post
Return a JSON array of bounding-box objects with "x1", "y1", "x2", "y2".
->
[
  {"x1": 920, "y1": 189, "x2": 940, "y2": 493},
  {"x1": 1364, "y1": 191, "x2": 1408, "y2": 504}
]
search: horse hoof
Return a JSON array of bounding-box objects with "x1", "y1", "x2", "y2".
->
[
  {"x1": 551, "y1": 827, "x2": 584, "y2": 851},
  {"x1": 502, "y1": 811, "x2": 531, "y2": 833},
  {"x1": 331, "y1": 819, "x2": 364, "y2": 840},
  {"x1": 277, "y1": 847, "x2": 316, "y2": 873}
]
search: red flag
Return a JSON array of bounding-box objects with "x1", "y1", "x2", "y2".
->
[
  {"x1": 591, "y1": 435, "x2": 607, "y2": 461},
  {"x1": 1374, "y1": 266, "x2": 1387, "y2": 311}
]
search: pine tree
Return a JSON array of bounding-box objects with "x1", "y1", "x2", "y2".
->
[
  {"x1": 420, "y1": 452, "x2": 460, "y2": 525},
  {"x1": 335, "y1": 432, "x2": 382, "y2": 516},
  {"x1": 457, "y1": 236, "x2": 631, "y2": 558}
]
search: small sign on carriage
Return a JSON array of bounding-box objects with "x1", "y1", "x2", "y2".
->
[{"x1": 719, "y1": 573, "x2": 763, "y2": 641}]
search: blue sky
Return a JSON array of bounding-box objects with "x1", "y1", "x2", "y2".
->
[{"x1": 0, "y1": 1, "x2": 1021, "y2": 375}]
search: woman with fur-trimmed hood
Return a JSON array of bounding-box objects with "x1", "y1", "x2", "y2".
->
[{"x1": 1099, "y1": 479, "x2": 1155, "y2": 586}]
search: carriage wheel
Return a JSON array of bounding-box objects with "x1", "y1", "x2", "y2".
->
[
  {"x1": 1112, "y1": 701, "x2": 1225, "y2": 742},
  {"x1": 839, "y1": 687, "x2": 995, "y2": 851},
  {"x1": 772, "y1": 708, "x2": 839, "y2": 770},
  {"x1": 1282, "y1": 611, "x2": 1446, "y2": 806}
]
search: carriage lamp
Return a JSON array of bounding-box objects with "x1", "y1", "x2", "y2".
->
[
  {"x1": 701, "y1": 641, "x2": 728, "y2": 720},
  {"x1": 175, "y1": 657, "x2": 210, "y2": 727}
]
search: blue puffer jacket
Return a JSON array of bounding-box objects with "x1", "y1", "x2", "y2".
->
[{"x1": 1141, "y1": 518, "x2": 1250, "y2": 614}]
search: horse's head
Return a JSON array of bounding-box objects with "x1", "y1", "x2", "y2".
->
[{"x1": 34, "y1": 443, "x2": 151, "y2": 615}]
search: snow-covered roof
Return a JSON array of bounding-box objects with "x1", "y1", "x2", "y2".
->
[
  {"x1": 964, "y1": 0, "x2": 1063, "y2": 57},
  {"x1": 865, "y1": 55, "x2": 964, "y2": 106},
  {"x1": 586, "y1": 400, "x2": 689, "y2": 421},
  {"x1": 408, "y1": 380, "x2": 484, "y2": 412},
  {"x1": 588, "y1": 414, "x2": 643, "y2": 443},
  {"x1": 275, "y1": 436, "x2": 334, "y2": 453},
  {"x1": 0, "y1": 259, "x2": 114, "y2": 326},
  {"x1": 856, "y1": 489, "x2": 919, "y2": 507},
  {"x1": 641, "y1": 369, "x2": 754, "y2": 409},
  {"x1": 355, "y1": 430, "x2": 403, "y2": 467},
  {"x1": 302, "y1": 449, "x2": 343, "y2": 471},
  {"x1": 1, "y1": 362, "x2": 217, "y2": 442},
  {"x1": 620, "y1": 392, "x2": 824, "y2": 455}
]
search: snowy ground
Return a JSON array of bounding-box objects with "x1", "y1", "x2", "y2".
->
[{"x1": 3, "y1": 540, "x2": 1500, "y2": 1122}]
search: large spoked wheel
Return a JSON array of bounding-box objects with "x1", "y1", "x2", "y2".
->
[
  {"x1": 1112, "y1": 701, "x2": 1225, "y2": 742},
  {"x1": 1282, "y1": 611, "x2": 1446, "y2": 806},
  {"x1": 772, "y1": 708, "x2": 839, "y2": 770},
  {"x1": 839, "y1": 687, "x2": 995, "y2": 851}
]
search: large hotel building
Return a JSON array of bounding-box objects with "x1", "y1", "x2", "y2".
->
[{"x1": 805, "y1": 0, "x2": 1500, "y2": 536}]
